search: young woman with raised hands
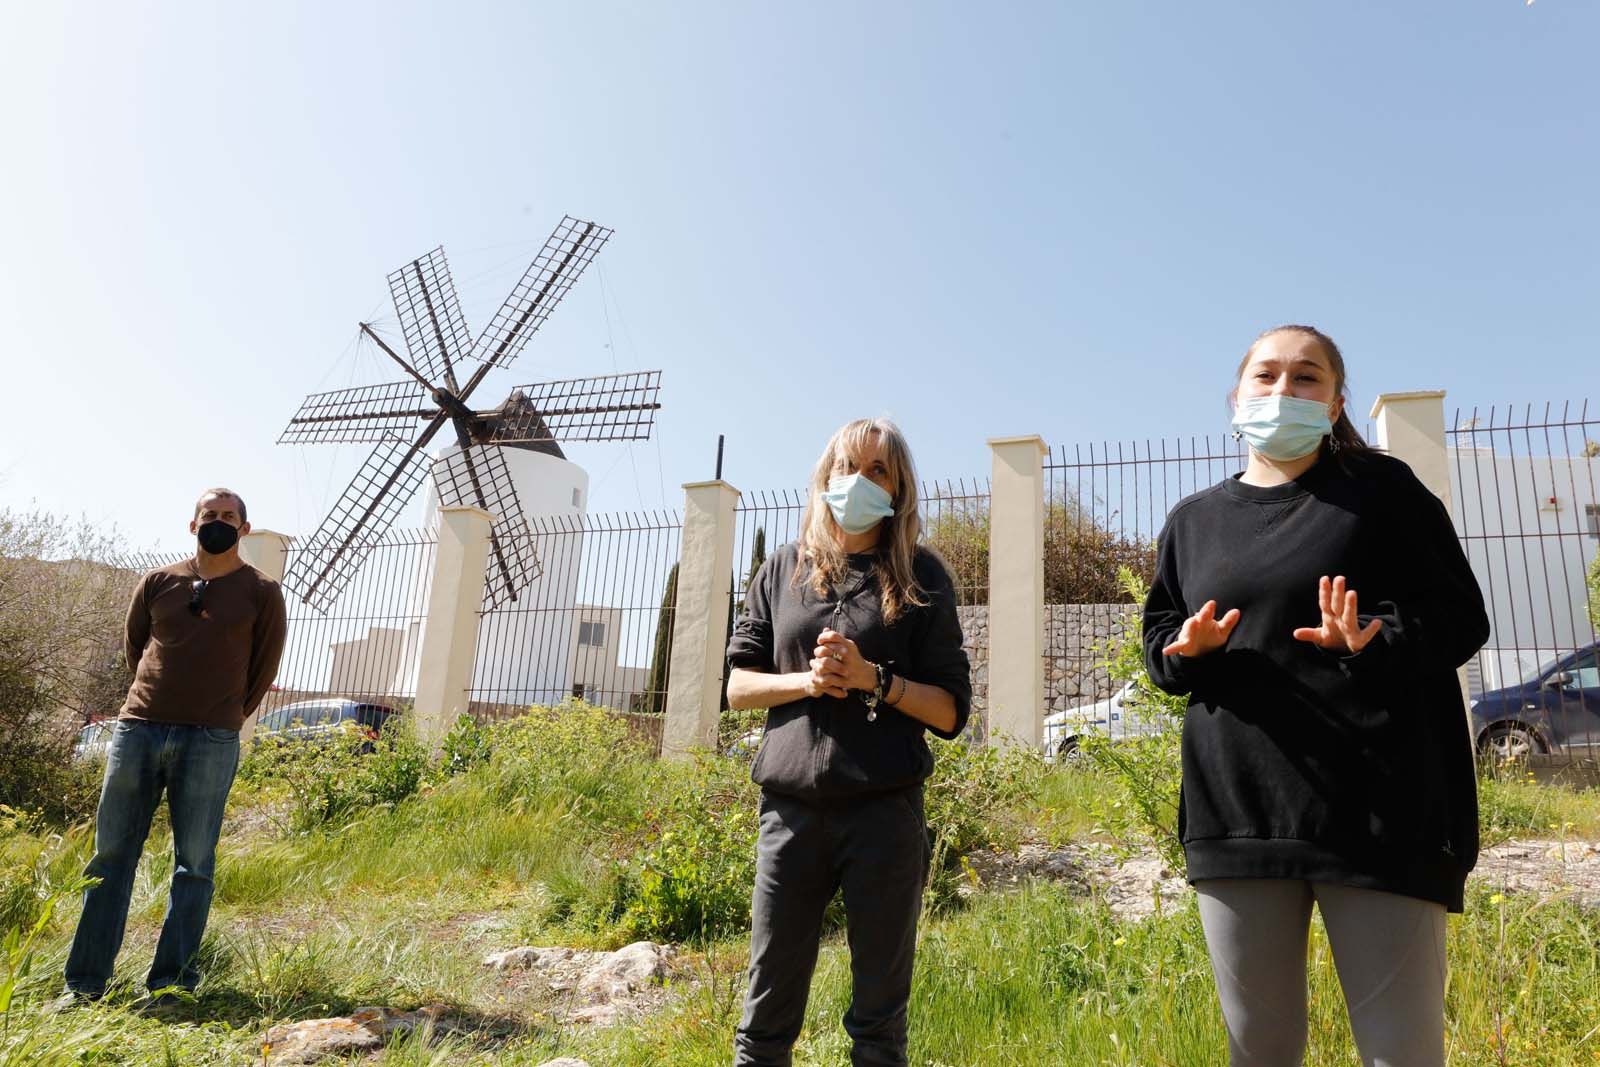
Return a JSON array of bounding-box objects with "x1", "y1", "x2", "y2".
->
[{"x1": 1144, "y1": 325, "x2": 1489, "y2": 1067}]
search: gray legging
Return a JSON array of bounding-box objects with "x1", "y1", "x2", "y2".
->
[{"x1": 1195, "y1": 879, "x2": 1448, "y2": 1067}]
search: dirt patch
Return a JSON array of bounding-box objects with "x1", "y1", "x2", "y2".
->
[
  {"x1": 1476, "y1": 838, "x2": 1600, "y2": 904},
  {"x1": 965, "y1": 837, "x2": 1600, "y2": 917},
  {"x1": 962, "y1": 842, "x2": 1190, "y2": 921}
]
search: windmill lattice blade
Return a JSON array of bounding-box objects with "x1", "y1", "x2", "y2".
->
[
  {"x1": 491, "y1": 370, "x2": 663, "y2": 444},
  {"x1": 469, "y1": 216, "x2": 612, "y2": 371},
  {"x1": 285, "y1": 436, "x2": 437, "y2": 613},
  {"x1": 432, "y1": 444, "x2": 543, "y2": 609},
  {"x1": 278, "y1": 380, "x2": 438, "y2": 445},
  {"x1": 388, "y1": 247, "x2": 473, "y2": 385}
]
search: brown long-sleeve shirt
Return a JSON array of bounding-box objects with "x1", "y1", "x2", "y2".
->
[{"x1": 120, "y1": 559, "x2": 288, "y2": 731}]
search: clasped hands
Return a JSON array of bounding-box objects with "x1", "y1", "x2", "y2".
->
[
  {"x1": 1161, "y1": 575, "x2": 1384, "y2": 658},
  {"x1": 806, "y1": 628, "x2": 877, "y2": 699}
]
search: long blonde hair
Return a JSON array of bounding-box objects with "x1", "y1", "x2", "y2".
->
[{"x1": 797, "y1": 418, "x2": 928, "y2": 623}]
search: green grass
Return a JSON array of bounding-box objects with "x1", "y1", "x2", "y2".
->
[
  {"x1": 1478, "y1": 766, "x2": 1600, "y2": 845},
  {"x1": 6, "y1": 730, "x2": 1600, "y2": 1065}
]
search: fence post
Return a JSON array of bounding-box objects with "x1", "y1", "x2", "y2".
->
[
  {"x1": 413, "y1": 506, "x2": 494, "y2": 752},
  {"x1": 988, "y1": 436, "x2": 1047, "y2": 748},
  {"x1": 663, "y1": 480, "x2": 740, "y2": 760},
  {"x1": 238, "y1": 529, "x2": 290, "y2": 743},
  {"x1": 1370, "y1": 391, "x2": 1475, "y2": 714}
]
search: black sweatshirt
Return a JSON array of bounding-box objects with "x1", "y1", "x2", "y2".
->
[
  {"x1": 1142, "y1": 452, "x2": 1489, "y2": 911},
  {"x1": 726, "y1": 542, "x2": 971, "y2": 803}
]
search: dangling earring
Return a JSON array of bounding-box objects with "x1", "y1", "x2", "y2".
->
[
  {"x1": 1230, "y1": 430, "x2": 1243, "y2": 443},
  {"x1": 1326, "y1": 434, "x2": 1342, "y2": 454}
]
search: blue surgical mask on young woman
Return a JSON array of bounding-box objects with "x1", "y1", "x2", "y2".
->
[
  {"x1": 1231, "y1": 395, "x2": 1335, "y2": 461},
  {"x1": 821, "y1": 474, "x2": 896, "y2": 534}
]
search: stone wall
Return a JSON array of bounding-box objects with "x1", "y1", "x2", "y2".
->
[{"x1": 957, "y1": 602, "x2": 1136, "y2": 725}]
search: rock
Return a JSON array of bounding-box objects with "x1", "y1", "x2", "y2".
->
[
  {"x1": 536, "y1": 1059, "x2": 593, "y2": 1067},
  {"x1": 262, "y1": 1005, "x2": 448, "y2": 1064},
  {"x1": 484, "y1": 940, "x2": 674, "y2": 1026},
  {"x1": 484, "y1": 946, "x2": 574, "y2": 971},
  {"x1": 578, "y1": 941, "x2": 670, "y2": 999}
]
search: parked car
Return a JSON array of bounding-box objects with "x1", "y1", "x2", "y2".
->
[
  {"x1": 254, "y1": 698, "x2": 399, "y2": 744},
  {"x1": 72, "y1": 719, "x2": 115, "y2": 762},
  {"x1": 1043, "y1": 680, "x2": 1172, "y2": 762},
  {"x1": 1470, "y1": 642, "x2": 1600, "y2": 759}
]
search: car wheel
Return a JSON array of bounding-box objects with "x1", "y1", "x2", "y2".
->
[
  {"x1": 1479, "y1": 724, "x2": 1540, "y2": 762},
  {"x1": 1056, "y1": 736, "x2": 1084, "y2": 765}
]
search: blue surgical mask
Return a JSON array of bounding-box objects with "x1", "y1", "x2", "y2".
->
[
  {"x1": 821, "y1": 474, "x2": 896, "y2": 534},
  {"x1": 1231, "y1": 395, "x2": 1335, "y2": 461}
]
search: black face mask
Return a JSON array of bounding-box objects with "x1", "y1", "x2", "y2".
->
[{"x1": 197, "y1": 520, "x2": 240, "y2": 555}]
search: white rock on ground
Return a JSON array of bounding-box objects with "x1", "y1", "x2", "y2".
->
[
  {"x1": 483, "y1": 940, "x2": 675, "y2": 1025},
  {"x1": 261, "y1": 1005, "x2": 448, "y2": 1064},
  {"x1": 534, "y1": 1060, "x2": 593, "y2": 1067}
]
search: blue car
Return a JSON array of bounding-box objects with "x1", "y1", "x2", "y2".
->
[{"x1": 1469, "y1": 642, "x2": 1600, "y2": 759}]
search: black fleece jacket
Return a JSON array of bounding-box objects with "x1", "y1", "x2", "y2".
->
[
  {"x1": 727, "y1": 542, "x2": 971, "y2": 803},
  {"x1": 1143, "y1": 452, "x2": 1489, "y2": 911}
]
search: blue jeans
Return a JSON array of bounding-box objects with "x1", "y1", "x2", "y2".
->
[{"x1": 64, "y1": 719, "x2": 240, "y2": 997}]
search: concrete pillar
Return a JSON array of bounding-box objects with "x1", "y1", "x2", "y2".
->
[
  {"x1": 413, "y1": 507, "x2": 494, "y2": 752},
  {"x1": 238, "y1": 529, "x2": 290, "y2": 743},
  {"x1": 1370, "y1": 391, "x2": 1475, "y2": 714},
  {"x1": 662, "y1": 480, "x2": 740, "y2": 760},
  {"x1": 988, "y1": 436, "x2": 1047, "y2": 748},
  {"x1": 1371, "y1": 391, "x2": 1451, "y2": 505}
]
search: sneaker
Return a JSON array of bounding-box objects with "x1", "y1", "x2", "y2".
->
[
  {"x1": 45, "y1": 989, "x2": 100, "y2": 1013},
  {"x1": 131, "y1": 990, "x2": 192, "y2": 1019}
]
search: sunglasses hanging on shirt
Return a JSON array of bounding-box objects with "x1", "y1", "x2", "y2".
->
[{"x1": 188, "y1": 579, "x2": 209, "y2": 616}]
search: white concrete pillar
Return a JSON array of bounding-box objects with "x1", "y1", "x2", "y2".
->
[
  {"x1": 662, "y1": 480, "x2": 740, "y2": 760},
  {"x1": 1371, "y1": 391, "x2": 1451, "y2": 505},
  {"x1": 988, "y1": 436, "x2": 1047, "y2": 748},
  {"x1": 413, "y1": 506, "x2": 494, "y2": 752},
  {"x1": 1370, "y1": 391, "x2": 1475, "y2": 715},
  {"x1": 238, "y1": 529, "x2": 290, "y2": 743}
]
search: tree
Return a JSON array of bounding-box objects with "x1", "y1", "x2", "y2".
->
[
  {"x1": 921, "y1": 491, "x2": 1156, "y2": 606},
  {"x1": 742, "y1": 527, "x2": 768, "y2": 611},
  {"x1": 641, "y1": 562, "x2": 678, "y2": 714},
  {"x1": 1587, "y1": 550, "x2": 1600, "y2": 634},
  {"x1": 0, "y1": 510, "x2": 136, "y2": 821}
]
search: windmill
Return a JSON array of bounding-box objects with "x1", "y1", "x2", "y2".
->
[{"x1": 279, "y1": 216, "x2": 662, "y2": 614}]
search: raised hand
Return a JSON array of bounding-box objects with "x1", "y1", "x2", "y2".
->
[
  {"x1": 1161, "y1": 600, "x2": 1241, "y2": 658},
  {"x1": 1292, "y1": 575, "x2": 1383, "y2": 654}
]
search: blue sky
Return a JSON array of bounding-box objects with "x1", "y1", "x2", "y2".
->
[{"x1": 1, "y1": 1, "x2": 1594, "y2": 552}]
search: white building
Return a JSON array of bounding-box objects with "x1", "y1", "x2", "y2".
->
[{"x1": 1450, "y1": 446, "x2": 1599, "y2": 693}]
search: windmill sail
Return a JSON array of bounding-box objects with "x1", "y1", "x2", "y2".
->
[
  {"x1": 470, "y1": 217, "x2": 613, "y2": 371},
  {"x1": 388, "y1": 247, "x2": 473, "y2": 386}
]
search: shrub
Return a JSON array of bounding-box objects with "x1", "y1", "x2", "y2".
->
[
  {"x1": 435, "y1": 714, "x2": 493, "y2": 779},
  {"x1": 240, "y1": 717, "x2": 428, "y2": 833},
  {"x1": 922, "y1": 738, "x2": 1044, "y2": 909},
  {"x1": 615, "y1": 755, "x2": 760, "y2": 943},
  {"x1": 1587, "y1": 550, "x2": 1600, "y2": 633},
  {"x1": 1078, "y1": 566, "x2": 1187, "y2": 870},
  {"x1": 481, "y1": 700, "x2": 654, "y2": 823},
  {"x1": 0, "y1": 510, "x2": 133, "y2": 825}
]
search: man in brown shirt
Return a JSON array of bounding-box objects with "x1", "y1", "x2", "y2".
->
[{"x1": 63, "y1": 488, "x2": 287, "y2": 1004}]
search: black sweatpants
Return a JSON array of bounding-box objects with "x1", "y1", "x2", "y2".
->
[{"x1": 734, "y1": 787, "x2": 931, "y2": 1067}]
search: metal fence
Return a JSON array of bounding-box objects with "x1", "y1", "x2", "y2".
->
[
  {"x1": 730, "y1": 479, "x2": 992, "y2": 730},
  {"x1": 468, "y1": 509, "x2": 683, "y2": 720},
  {"x1": 1041, "y1": 435, "x2": 1249, "y2": 710},
  {"x1": 1448, "y1": 401, "x2": 1599, "y2": 755},
  {"x1": 266, "y1": 529, "x2": 436, "y2": 717}
]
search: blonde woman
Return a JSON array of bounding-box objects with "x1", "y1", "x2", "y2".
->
[{"x1": 726, "y1": 417, "x2": 970, "y2": 1067}]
